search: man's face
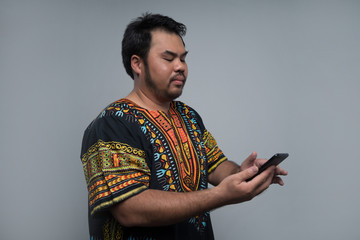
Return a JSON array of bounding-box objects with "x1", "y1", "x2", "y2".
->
[{"x1": 141, "y1": 29, "x2": 188, "y2": 102}]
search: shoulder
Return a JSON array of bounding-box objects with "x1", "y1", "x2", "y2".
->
[
  {"x1": 99, "y1": 99, "x2": 134, "y2": 118},
  {"x1": 91, "y1": 98, "x2": 143, "y2": 126},
  {"x1": 83, "y1": 99, "x2": 127, "y2": 132},
  {"x1": 82, "y1": 99, "x2": 141, "y2": 141},
  {"x1": 81, "y1": 99, "x2": 147, "y2": 156}
]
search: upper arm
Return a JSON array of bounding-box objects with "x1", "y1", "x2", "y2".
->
[
  {"x1": 81, "y1": 110, "x2": 151, "y2": 217},
  {"x1": 109, "y1": 189, "x2": 150, "y2": 227}
]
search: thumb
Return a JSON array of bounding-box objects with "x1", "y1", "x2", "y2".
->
[{"x1": 240, "y1": 166, "x2": 258, "y2": 182}]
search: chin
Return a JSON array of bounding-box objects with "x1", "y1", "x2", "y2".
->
[{"x1": 166, "y1": 91, "x2": 183, "y2": 101}]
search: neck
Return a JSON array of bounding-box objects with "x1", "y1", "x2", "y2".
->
[{"x1": 126, "y1": 89, "x2": 171, "y2": 113}]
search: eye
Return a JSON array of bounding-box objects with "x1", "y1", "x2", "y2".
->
[{"x1": 164, "y1": 58, "x2": 173, "y2": 62}]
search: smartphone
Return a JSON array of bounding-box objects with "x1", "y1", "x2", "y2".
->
[{"x1": 246, "y1": 153, "x2": 289, "y2": 182}]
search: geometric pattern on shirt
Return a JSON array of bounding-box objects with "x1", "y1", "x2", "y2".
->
[
  {"x1": 102, "y1": 100, "x2": 227, "y2": 232},
  {"x1": 105, "y1": 99, "x2": 208, "y2": 193},
  {"x1": 84, "y1": 99, "x2": 227, "y2": 233},
  {"x1": 81, "y1": 139, "x2": 150, "y2": 215}
]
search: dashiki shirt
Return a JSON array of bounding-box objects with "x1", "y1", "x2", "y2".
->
[{"x1": 80, "y1": 99, "x2": 227, "y2": 240}]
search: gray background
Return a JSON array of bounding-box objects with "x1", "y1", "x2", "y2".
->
[{"x1": 1, "y1": 0, "x2": 359, "y2": 239}]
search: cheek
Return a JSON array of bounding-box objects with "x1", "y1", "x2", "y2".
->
[{"x1": 151, "y1": 63, "x2": 172, "y2": 78}]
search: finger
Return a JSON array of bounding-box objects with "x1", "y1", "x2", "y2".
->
[
  {"x1": 252, "y1": 166, "x2": 276, "y2": 188},
  {"x1": 239, "y1": 166, "x2": 258, "y2": 182},
  {"x1": 255, "y1": 158, "x2": 267, "y2": 168},
  {"x1": 275, "y1": 166, "x2": 288, "y2": 176},
  {"x1": 272, "y1": 176, "x2": 284, "y2": 186},
  {"x1": 244, "y1": 152, "x2": 257, "y2": 165}
]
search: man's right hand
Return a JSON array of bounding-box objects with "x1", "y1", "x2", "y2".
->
[{"x1": 213, "y1": 164, "x2": 276, "y2": 205}]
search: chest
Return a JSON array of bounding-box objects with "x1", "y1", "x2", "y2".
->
[{"x1": 140, "y1": 108, "x2": 208, "y2": 192}]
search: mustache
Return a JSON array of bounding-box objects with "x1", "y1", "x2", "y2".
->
[{"x1": 170, "y1": 72, "x2": 186, "y2": 81}]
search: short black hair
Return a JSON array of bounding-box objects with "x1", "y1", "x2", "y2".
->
[{"x1": 122, "y1": 13, "x2": 187, "y2": 79}]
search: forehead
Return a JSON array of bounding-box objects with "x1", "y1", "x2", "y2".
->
[{"x1": 149, "y1": 29, "x2": 186, "y2": 53}]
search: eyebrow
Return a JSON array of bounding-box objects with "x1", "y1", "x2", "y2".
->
[{"x1": 163, "y1": 50, "x2": 189, "y2": 58}]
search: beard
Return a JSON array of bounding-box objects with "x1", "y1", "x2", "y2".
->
[{"x1": 144, "y1": 61, "x2": 185, "y2": 102}]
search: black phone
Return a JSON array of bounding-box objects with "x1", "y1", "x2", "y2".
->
[{"x1": 246, "y1": 153, "x2": 289, "y2": 182}]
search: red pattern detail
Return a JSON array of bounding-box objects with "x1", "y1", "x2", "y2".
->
[
  {"x1": 89, "y1": 172, "x2": 148, "y2": 207},
  {"x1": 113, "y1": 154, "x2": 120, "y2": 167},
  {"x1": 178, "y1": 128, "x2": 187, "y2": 143}
]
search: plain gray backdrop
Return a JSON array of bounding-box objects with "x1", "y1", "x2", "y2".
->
[{"x1": 1, "y1": 0, "x2": 359, "y2": 239}]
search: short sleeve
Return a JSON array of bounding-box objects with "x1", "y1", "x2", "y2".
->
[
  {"x1": 203, "y1": 130, "x2": 228, "y2": 174},
  {"x1": 81, "y1": 114, "x2": 151, "y2": 216}
]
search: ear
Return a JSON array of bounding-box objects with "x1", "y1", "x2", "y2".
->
[{"x1": 131, "y1": 55, "x2": 143, "y2": 77}]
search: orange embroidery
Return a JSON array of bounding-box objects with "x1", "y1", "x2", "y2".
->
[{"x1": 113, "y1": 154, "x2": 120, "y2": 167}]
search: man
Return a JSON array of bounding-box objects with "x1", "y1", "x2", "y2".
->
[{"x1": 80, "y1": 13, "x2": 287, "y2": 240}]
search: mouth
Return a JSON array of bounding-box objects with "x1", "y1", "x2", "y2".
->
[{"x1": 171, "y1": 74, "x2": 186, "y2": 86}]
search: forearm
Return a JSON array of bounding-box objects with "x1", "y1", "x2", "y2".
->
[
  {"x1": 111, "y1": 164, "x2": 278, "y2": 228},
  {"x1": 110, "y1": 161, "x2": 241, "y2": 228},
  {"x1": 208, "y1": 160, "x2": 241, "y2": 186},
  {"x1": 110, "y1": 187, "x2": 224, "y2": 227}
]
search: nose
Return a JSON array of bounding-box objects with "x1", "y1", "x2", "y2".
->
[{"x1": 174, "y1": 58, "x2": 186, "y2": 72}]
